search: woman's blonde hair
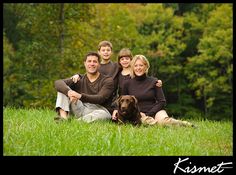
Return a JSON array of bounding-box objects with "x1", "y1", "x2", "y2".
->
[{"x1": 130, "y1": 55, "x2": 150, "y2": 78}]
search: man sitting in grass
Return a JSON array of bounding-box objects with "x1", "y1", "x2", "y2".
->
[{"x1": 54, "y1": 51, "x2": 114, "y2": 123}]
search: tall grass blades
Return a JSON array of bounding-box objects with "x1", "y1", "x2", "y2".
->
[{"x1": 3, "y1": 107, "x2": 233, "y2": 156}]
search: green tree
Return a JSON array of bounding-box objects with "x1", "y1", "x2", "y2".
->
[
  {"x1": 3, "y1": 33, "x2": 16, "y2": 106},
  {"x1": 132, "y1": 4, "x2": 191, "y2": 117},
  {"x1": 3, "y1": 3, "x2": 233, "y2": 120},
  {"x1": 3, "y1": 3, "x2": 95, "y2": 108},
  {"x1": 185, "y1": 4, "x2": 233, "y2": 119}
]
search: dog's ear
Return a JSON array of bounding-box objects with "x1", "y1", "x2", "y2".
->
[
  {"x1": 131, "y1": 95, "x2": 138, "y2": 104},
  {"x1": 131, "y1": 95, "x2": 140, "y2": 111}
]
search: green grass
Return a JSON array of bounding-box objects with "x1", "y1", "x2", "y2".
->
[{"x1": 3, "y1": 107, "x2": 233, "y2": 156}]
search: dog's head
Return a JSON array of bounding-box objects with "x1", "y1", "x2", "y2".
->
[{"x1": 116, "y1": 95, "x2": 139, "y2": 117}]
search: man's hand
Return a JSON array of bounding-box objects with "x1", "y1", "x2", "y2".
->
[
  {"x1": 68, "y1": 90, "x2": 81, "y2": 103},
  {"x1": 71, "y1": 74, "x2": 80, "y2": 83}
]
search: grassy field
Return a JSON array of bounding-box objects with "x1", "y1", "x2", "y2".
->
[{"x1": 3, "y1": 107, "x2": 233, "y2": 156}]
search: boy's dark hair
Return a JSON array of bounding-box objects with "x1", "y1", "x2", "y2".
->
[
  {"x1": 84, "y1": 51, "x2": 101, "y2": 63},
  {"x1": 98, "y1": 40, "x2": 113, "y2": 51}
]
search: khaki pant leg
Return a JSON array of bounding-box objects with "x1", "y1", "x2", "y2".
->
[
  {"x1": 155, "y1": 110, "x2": 191, "y2": 126},
  {"x1": 154, "y1": 110, "x2": 169, "y2": 124},
  {"x1": 79, "y1": 103, "x2": 111, "y2": 123},
  {"x1": 81, "y1": 109, "x2": 111, "y2": 123},
  {"x1": 55, "y1": 92, "x2": 70, "y2": 112},
  {"x1": 70, "y1": 100, "x2": 85, "y2": 117},
  {"x1": 140, "y1": 113, "x2": 157, "y2": 125}
]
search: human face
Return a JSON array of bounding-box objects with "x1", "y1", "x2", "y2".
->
[
  {"x1": 84, "y1": 55, "x2": 100, "y2": 74},
  {"x1": 98, "y1": 46, "x2": 112, "y2": 61},
  {"x1": 133, "y1": 59, "x2": 146, "y2": 77},
  {"x1": 119, "y1": 56, "x2": 131, "y2": 69}
]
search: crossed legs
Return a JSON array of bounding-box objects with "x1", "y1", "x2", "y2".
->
[{"x1": 55, "y1": 92, "x2": 111, "y2": 122}]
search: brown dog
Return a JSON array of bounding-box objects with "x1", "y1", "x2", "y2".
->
[{"x1": 113, "y1": 95, "x2": 142, "y2": 126}]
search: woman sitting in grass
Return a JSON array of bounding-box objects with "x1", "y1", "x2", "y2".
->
[{"x1": 113, "y1": 54, "x2": 195, "y2": 127}]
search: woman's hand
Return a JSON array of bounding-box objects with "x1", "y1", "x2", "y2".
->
[{"x1": 112, "y1": 110, "x2": 118, "y2": 121}]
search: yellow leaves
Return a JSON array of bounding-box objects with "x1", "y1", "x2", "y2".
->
[
  {"x1": 206, "y1": 97, "x2": 215, "y2": 108},
  {"x1": 209, "y1": 70, "x2": 217, "y2": 78},
  {"x1": 3, "y1": 34, "x2": 15, "y2": 57}
]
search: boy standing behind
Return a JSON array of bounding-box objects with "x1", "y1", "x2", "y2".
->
[{"x1": 97, "y1": 41, "x2": 120, "y2": 82}]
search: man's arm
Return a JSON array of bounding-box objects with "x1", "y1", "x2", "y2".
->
[{"x1": 54, "y1": 78, "x2": 74, "y2": 96}]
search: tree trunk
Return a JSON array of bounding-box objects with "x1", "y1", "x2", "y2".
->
[
  {"x1": 178, "y1": 75, "x2": 182, "y2": 114},
  {"x1": 203, "y1": 85, "x2": 207, "y2": 119},
  {"x1": 59, "y1": 3, "x2": 64, "y2": 55}
]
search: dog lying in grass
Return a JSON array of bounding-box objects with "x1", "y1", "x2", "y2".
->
[{"x1": 112, "y1": 95, "x2": 142, "y2": 126}]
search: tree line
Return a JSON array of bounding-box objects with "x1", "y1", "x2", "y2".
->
[{"x1": 3, "y1": 3, "x2": 233, "y2": 120}]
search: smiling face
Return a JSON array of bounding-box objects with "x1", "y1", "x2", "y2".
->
[
  {"x1": 130, "y1": 55, "x2": 150, "y2": 78},
  {"x1": 119, "y1": 56, "x2": 131, "y2": 69},
  {"x1": 117, "y1": 48, "x2": 133, "y2": 69},
  {"x1": 133, "y1": 59, "x2": 147, "y2": 77},
  {"x1": 98, "y1": 46, "x2": 112, "y2": 61},
  {"x1": 84, "y1": 55, "x2": 100, "y2": 74}
]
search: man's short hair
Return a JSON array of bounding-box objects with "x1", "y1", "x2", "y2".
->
[
  {"x1": 84, "y1": 51, "x2": 101, "y2": 63},
  {"x1": 98, "y1": 41, "x2": 113, "y2": 51}
]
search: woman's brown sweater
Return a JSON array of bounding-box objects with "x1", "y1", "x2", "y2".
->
[{"x1": 122, "y1": 74, "x2": 166, "y2": 117}]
